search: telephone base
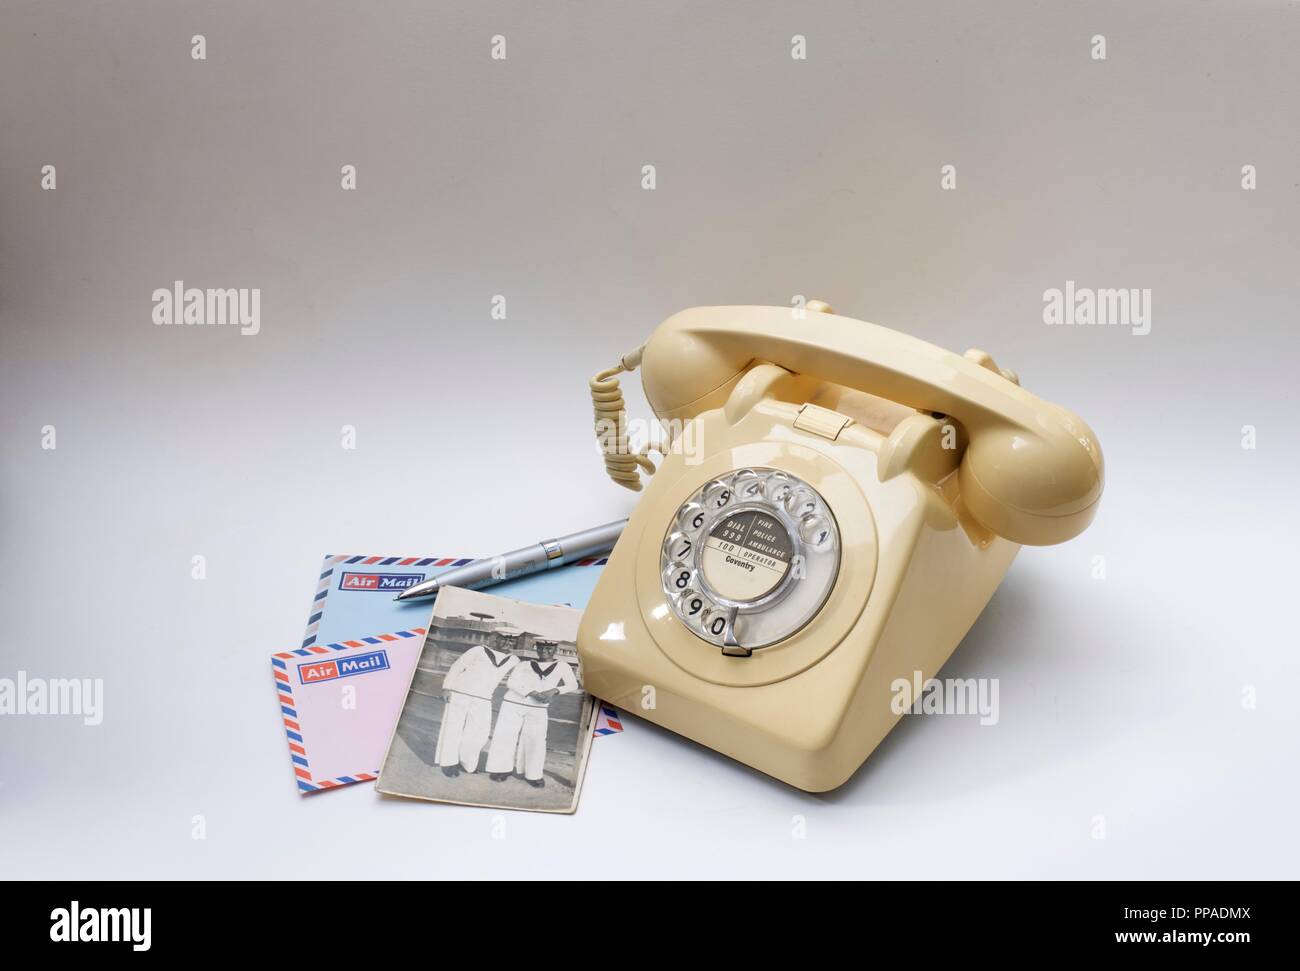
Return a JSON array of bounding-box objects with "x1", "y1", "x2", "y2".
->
[{"x1": 577, "y1": 385, "x2": 1021, "y2": 791}]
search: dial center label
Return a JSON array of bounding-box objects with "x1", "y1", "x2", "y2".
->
[{"x1": 701, "y1": 509, "x2": 793, "y2": 602}]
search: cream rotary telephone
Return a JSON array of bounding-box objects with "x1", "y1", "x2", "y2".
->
[{"x1": 577, "y1": 302, "x2": 1104, "y2": 791}]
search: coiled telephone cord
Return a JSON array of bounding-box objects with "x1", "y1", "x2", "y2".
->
[{"x1": 590, "y1": 345, "x2": 659, "y2": 491}]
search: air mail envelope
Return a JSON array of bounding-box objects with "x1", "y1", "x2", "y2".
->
[
  {"x1": 277, "y1": 553, "x2": 618, "y2": 795},
  {"x1": 272, "y1": 628, "x2": 427, "y2": 794},
  {"x1": 594, "y1": 703, "x2": 624, "y2": 736},
  {"x1": 302, "y1": 553, "x2": 608, "y2": 650}
]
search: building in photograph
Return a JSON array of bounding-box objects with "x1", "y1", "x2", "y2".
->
[{"x1": 430, "y1": 612, "x2": 578, "y2": 668}]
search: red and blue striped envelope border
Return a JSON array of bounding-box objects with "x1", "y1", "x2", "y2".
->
[
  {"x1": 595, "y1": 704, "x2": 624, "y2": 736},
  {"x1": 272, "y1": 627, "x2": 428, "y2": 794},
  {"x1": 302, "y1": 553, "x2": 609, "y2": 649}
]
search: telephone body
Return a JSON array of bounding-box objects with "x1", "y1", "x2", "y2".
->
[{"x1": 577, "y1": 303, "x2": 1103, "y2": 791}]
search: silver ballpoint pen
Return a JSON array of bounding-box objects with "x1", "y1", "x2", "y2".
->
[{"x1": 393, "y1": 519, "x2": 629, "y2": 602}]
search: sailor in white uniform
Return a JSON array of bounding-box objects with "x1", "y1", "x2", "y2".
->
[
  {"x1": 486, "y1": 640, "x2": 581, "y2": 787},
  {"x1": 435, "y1": 643, "x2": 519, "y2": 777}
]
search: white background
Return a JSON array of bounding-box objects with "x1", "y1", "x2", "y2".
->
[{"x1": 1, "y1": 1, "x2": 1297, "y2": 878}]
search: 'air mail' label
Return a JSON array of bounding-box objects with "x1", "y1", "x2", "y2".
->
[
  {"x1": 298, "y1": 649, "x2": 390, "y2": 685},
  {"x1": 339, "y1": 572, "x2": 424, "y2": 592}
]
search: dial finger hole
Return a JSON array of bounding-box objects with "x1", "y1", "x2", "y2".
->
[
  {"x1": 765, "y1": 473, "x2": 794, "y2": 503},
  {"x1": 663, "y1": 564, "x2": 696, "y2": 594},
  {"x1": 784, "y1": 487, "x2": 817, "y2": 518},
  {"x1": 799, "y1": 514, "x2": 834, "y2": 550},
  {"x1": 663, "y1": 530, "x2": 694, "y2": 564},
  {"x1": 703, "y1": 480, "x2": 733, "y2": 510},
  {"x1": 731, "y1": 469, "x2": 764, "y2": 499},
  {"x1": 677, "y1": 588, "x2": 708, "y2": 620},
  {"x1": 678, "y1": 501, "x2": 707, "y2": 533},
  {"x1": 700, "y1": 607, "x2": 730, "y2": 641}
]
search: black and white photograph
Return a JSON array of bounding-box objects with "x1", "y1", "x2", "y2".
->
[{"x1": 377, "y1": 587, "x2": 596, "y2": 814}]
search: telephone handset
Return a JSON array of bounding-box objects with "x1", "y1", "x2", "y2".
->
[{"x1": 577, "y1": 302, "x2": 1103, "y2": 791}]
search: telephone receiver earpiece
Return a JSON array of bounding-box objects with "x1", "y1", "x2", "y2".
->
[{"x1": 631, "y1": 305, "x2": 1103, "y2": 546}]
